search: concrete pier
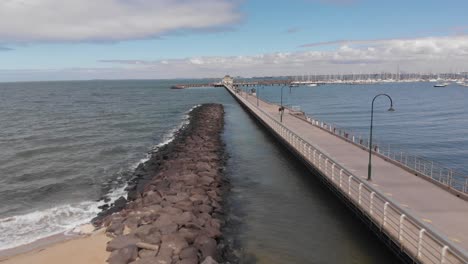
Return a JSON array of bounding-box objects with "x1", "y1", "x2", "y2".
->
[{"x1": 223, "y1": 84, "x2": 468, "y2": 264}]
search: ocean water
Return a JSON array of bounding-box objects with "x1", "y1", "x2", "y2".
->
[
  {"x1": 0, "y1": 80, "x2": 463, "y2": 263},
  {"x1": 0, "y1": 80, "x2": 228, "y2": 250}
]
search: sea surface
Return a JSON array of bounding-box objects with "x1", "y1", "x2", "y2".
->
[{"x1": 0, "y1": 80, "x2": 465, "y2": 263}]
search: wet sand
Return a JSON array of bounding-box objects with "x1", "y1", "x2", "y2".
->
[{"x1": 0, "y1": 229, "x2": 110, "y2": 264}]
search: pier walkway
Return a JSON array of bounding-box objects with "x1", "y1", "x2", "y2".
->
[{"x1": 224, "y1": 84, "x2": 468, "y2": 264}]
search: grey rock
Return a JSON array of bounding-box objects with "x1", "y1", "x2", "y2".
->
[
  {"x1": 106, "y1": 235, "x2": 139, "y2": 252},
  {"x1": 140, "y1": 232, "x2": 162, "y2": 244},
  {"x1": 165, "y1": 192, "x2": 189, "y2": 203},
  {"x1": 173, "y1": 211, "x2": 194, "y2": 225},
  {"x1": 161, "y1": 206, "x2": 183, "y2": 215},
  {"x1": 154, "y1": 214, "x2": 174, "y2": 228},
  {"x1": 107, "y1": 221, "x2": 124, "y2": 236},
  {"x1": 198, "y1": 204, "x2": 213, "y2": 214},
  {"x1": 179, "y1": 246, "x2": 198, "y2": 260},
  {"x1": 138, "y1": 249, "x2": 157, "y2": 259},
  {"x1": 190, "y1": 194, "x2": 208, "y2": 205},
  {"x1": 159, "y1": 222, "x2": 178, "y2": 235},
  {"x1": 129, "y1": 257, "x2": 156, "y2": 264},
  {"x1": 201, "y1": 256, "x2": 218, "y2": 264},
  {"x1": 107, "y1": 245, "x2": 138, "y2": 264},
  {"x1": 179, "y1": 258, "x2": 199, "y2": 264},
  {"x1": 204, "y1": 225, "x2": 221, "y2": 238},
  {"x1": 178, "y1": 228, "x2": 200, "y2": 243},
  {"x1": 154, "y1": 244, "x2": 173, "y2": 264},
  {"x1": 162, "y1": 234, "x2": 189, "y2": 255},
  {"x1": 134, "y1": 225, "x2": 157, "y2": 239},
  {"x1": 136, "y1": 241, "x2": 160, "y2": 251},
  {"x1": 200, "y1": 176, "x2": 214, "y2": 186},
  {"x1": 194, "y1": 235, "x2": 217, "y2": 259},
  {"x1": 195, "y1": 162, "x2": 211, "y2": 172}
]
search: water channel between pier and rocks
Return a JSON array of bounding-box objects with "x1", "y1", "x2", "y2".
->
[
  {"x1": 93, "y1": 103, "x2": 228, "y2": 264},
  {"x1": 90, "y1": 96, "x2": 398, "y2": 264}
]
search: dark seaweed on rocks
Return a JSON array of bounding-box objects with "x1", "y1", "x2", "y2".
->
[{"x1": 94, "y1": 104, "x2": 231, "y2": 264}]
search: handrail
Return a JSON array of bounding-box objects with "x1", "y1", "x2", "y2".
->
[
  {"x1": 226, "y1": 85, "x2": 468, "y2": 264},
  {"x1": 303, "y1": 115, "x2": 468, "y2": 195}
]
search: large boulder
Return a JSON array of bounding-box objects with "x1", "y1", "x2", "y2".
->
[
  {"x1": 162, "y1": 234, "x2": 189, "y2": 255},
  {"x1": 201, "y1": 256, "x2": 218, "y2": 264},
  {"x1": 106, "y1": 235, "x2": 140, "y2": 251},
  {"x1": 194, "y1": 235, "x2": 217, "y2": 260},
  {"x1": 179, "y1": 246, "x2": 198, "y2": 260},
  {"x1": 107, "y1": 245, "x2": 138, "y2": 264}
]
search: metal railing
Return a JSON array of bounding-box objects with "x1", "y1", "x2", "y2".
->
[
  {"x1": 304, "y1": 117, "x2": 468, "y2": 195},
  {"x1": 226, "y1": 85, "x2": 468, "y2": 264},
  {"x1": 251, "y1": 92, "x2": 467, "y2": 194}
]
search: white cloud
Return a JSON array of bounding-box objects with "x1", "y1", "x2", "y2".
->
[
  {"x1": 2, "y1": 35, "x2": 468, "y2": 81},
  {"x1": 0, "y1": 0, "x2": 241, "y2": 42},
  {"x1": 96, "y1": 35, "x2": 468, "y2": 77}
]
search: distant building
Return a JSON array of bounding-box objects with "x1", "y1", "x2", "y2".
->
[{"x1": 222, "y1": 75, "x2": 234, "y2": 86}]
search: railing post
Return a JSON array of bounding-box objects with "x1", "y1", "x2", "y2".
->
[
  {"x1": 339, "y1": 169, "x2": 343, "y2": 188},
  {"x1": 318, "y1": 154, "x2": 322, "y2": 170},
  {"x1": 370, "y1": 192, "x2": 375, "y2": 215},
  {"x1": 358, "y1": 183, "x2": 363, "y2": 205},
  {"x1": 383, "y1": 202, "x2": 389, "y2": 227},
  {"x1": 332, "y1": 164, "x2": 335, "y2": 181},
  {"x1": 399, "y1": 214, "x2": 405, "y2": 241},
  {"x1": 431, "y1": 161, "x2": 434, "y2": 178},
  {"x1": 440, "y1": 245, "x2": 449, "y2": 264},
  {"x1": 348, "y1": 176, "x2": 353, "y2": 195},
  {"x1": 313, "y1": 150, "x2": 317, "y2": 164},
  {"x1": 418, "y1": 229, "x2": 425, "y2": 258},
  {"x1": 325, "y1": 158, "x2": 329, "y2": 175},
  {"x1": 449, "y1": 170, "x2": 453, "y2": 188}
]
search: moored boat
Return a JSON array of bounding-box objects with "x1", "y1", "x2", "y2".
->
[{"x1": 434, "y1": 83, "x2": 449, "y2": 87}]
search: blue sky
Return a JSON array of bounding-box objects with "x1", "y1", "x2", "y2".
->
[{"x1": 0, "y1": 0, "x2": 467, "y2": 81}]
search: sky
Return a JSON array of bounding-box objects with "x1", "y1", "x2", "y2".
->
[{"x1": 0, "y1": 0, "x2": 468, "y2": 81}]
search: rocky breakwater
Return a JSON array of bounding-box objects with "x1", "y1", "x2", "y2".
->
[{"x1": 98, "y1": 104, "x2": 226, "y2": 264}]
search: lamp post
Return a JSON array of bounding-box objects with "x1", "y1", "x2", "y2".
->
[
  {"x1": 256, "y1": 87, "x2": 259, "y2": 107},
  {"x1": 367, "y1": 94, "x2": 395, "y2": 181},
  {"x1": 280, "y1": 85, "x2": 286, "y2": 122}
]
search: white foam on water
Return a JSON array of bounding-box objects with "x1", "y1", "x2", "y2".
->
[
  {"x1": 155, "y1": 104, "x2": 200, "y2": 149},
  {"x1": 131, "y1": 154, "x2": 151, "y2": 170},
  {"x1": 0, "y1": 104, "x2": 201, "y2": 251},
  {"x1": 0, "y1": 183, "x2": 127, "y2": 251},
  {"x1": 131, "y1": 105, "x2": 200, "y2": 169}
]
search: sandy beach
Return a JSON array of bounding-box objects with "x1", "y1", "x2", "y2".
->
[{"x1": 0, "y1": 229, "x2": 110, "y2": 264}]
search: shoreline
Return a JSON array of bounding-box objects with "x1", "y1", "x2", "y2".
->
[
  {"x1": 0, "y1": 227, "x2": 110, "y2": 264},
  {"x1": 0, "y1": 105, "x2": 200, "y2": 258},
  {"x1": 2, "y1": 103, "x2": 229, "y2": 264}
]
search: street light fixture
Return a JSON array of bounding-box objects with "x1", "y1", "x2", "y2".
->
[
  {"x1": 367, "y1": 93, "x2": 395, "y2": 181},
  {"x1": 280, "y1": 85, "x2": 286, "y2": 122},
  {"x1": 256, "y1": 87, "x2": 259, "y2": 107}
]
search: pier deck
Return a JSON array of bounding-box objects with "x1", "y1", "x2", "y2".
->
[{"x1": 224, "y1": 84, "x2": 468, "y2": 263}]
